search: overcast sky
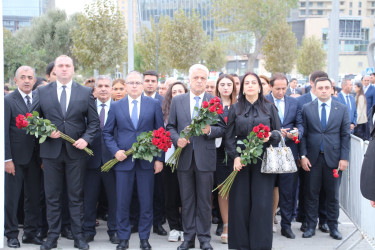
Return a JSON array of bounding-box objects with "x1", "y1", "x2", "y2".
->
[{"x1": 55, "y1": 0, "x2": 93, "y2": 16}]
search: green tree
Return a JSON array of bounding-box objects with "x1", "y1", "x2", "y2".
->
[
  {"x1": 15, "y1": 9, "x2": 76, "y2": 64},
  {"x1": 3, "y1": 29, "x2": 46, "y2": 82},
  {"x1": 72, "y1": 0, "x2": 127, "y2": 74},
  {"x1": 262, "y1": 21, "x2": 297, "y2": 74},
  {"x1": 136, "y1": 18, "x2": 171, "y2": 74},
  {"x1": 161, "y1": 10, "x2": 207, "y2": 73},
  {"x1": 214, "y1": 0, "x2": 298, "y2": 71},
  {"x1": 297, "y1": 36, "x2": 327, "y2": 77},
  {"x1": 202, "y1": 38, "x2": 227, "y2": 72}
]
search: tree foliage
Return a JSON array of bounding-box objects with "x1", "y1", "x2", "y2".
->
[
  {"x1": 297, "y1": 36, "x2": 327, "y2": 77},
  {"x1": 160, "y1": 10, "x2": 207, "y2": 73},
  {"x1": 202, "y1": 38, "x2": 227, "y2": 71},
  {"x1": 213, "y1": 0, "x2": 298, "y2": 71},
  {"x1": 71, "y1": 0, "x2": 127, "y2": 74},
  {"x1": 262, "y1": 21, "x2": 297, "y2": 74},
  {"x1": 15, "y1": 9, "x2": 76, "y2": 64},
  {"x1": 3, "y1": 29, "x2": 46, "y2": 82}
]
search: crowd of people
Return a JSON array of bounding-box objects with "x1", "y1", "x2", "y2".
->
[{"x1": 4, "y1": 54, "x2": 375, "y2": 250}]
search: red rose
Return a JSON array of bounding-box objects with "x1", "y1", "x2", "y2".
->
[
  {"x1": 166, "y1": 131, "x2": 171, "y2": 137},
  {"x1": 293, "y1": 136, "x2": 298, "y2": 141},
  {"x1": 263, "y1": 126, "x2": 270, "y2": 132},
  {"x1": 333, "y1": 169, "x2": 338, "y2": 174},
  {"x1": 152, "y1": 138, "x2": 159, "y2": 146},
  {"x1": 214, "y1": 96, "x2": 221, "y2": 103},
  {"x1": 264, "y1": 131, "x2": 270, "y2": 138},
  {"x1": 253, "y1": 126, "x2": 260, "y2": 133},
  {"x1": 217, "y1": 108, "x2": 223, "y2": 115},
  {"x1": 294, "y1": 139, "x2": 300, "y2": 144},
  {"x1": 225, "y1": 117, "x2": 228, "y2": 124},
  {"x1": 209, "y1": 98, "x2": 215, "y2": 105},
  {"x1": 258, "y1": 123, "x2": 264, "y2": 130},
  {"x1": 26, "y1": 113, "x2": 32, "y2": 118},
  {"x1": 257, "y1": 132, "x2": 264, "y2": 139},
  {"x1": 209, "y1": 106, "x2": 216, "y2": 113},
  {"x1": 333, "y1": 173, "x2": 339, "y2": 178},
  {"x1": 159, "y1": 127, "x2": 165, "y2": 133},
  {"x1": 22, "y1": 120, "x2": 29, "y2": 127},
  {"x1": 202, "y1": 101, "x2": 209, "y2": 108}
]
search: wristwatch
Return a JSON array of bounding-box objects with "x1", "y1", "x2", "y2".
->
[{"x1": 301, "y1": 155, "x2": 306, "y2": 159}]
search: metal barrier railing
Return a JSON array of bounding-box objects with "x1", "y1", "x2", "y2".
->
[{"x1": 336, "y1": 135, "x2": 375, "y2": 249}]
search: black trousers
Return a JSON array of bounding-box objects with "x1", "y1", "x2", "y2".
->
[
  {"x1": 304, "y1": 154, "x2": 340, "y2": 231},
  {"x1": 5, "y1": 153, "x2": 41, "y2": 238},
  {"x1": 278, "y1": 171, "x2": 299, "y2": 229},
  {"x1": 42, "y1": 146, "x2": 86, "y2": 239},
  {"x1": 84, "y1": 167, "x2": 117, "y2": 237},
  {"x1": 153, "y1": 171, "x2": 165, "y2": 226},
  {"x1": 177, "y1": 155, "x2": 214, "y2": 243},
  {"x1": 163, "y1": 164, "x2": 182, "y2": 231},
  {"x1": 228, "y1": 161, "x2": 275, "y2": 250}
]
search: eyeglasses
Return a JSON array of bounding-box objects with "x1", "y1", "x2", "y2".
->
[
  {"x1": 126, "y1": 81, "x2": 142, "y2": 86},
  {"x1": 87, "y1": 79, "x2": 95, "y2": 83}
]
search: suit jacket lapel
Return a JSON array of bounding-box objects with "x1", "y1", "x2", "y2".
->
[
  {"x1": 138, "y1": 95, "x2": 146, "y2": 128},
  {"x1": 183, "y1": 93, "x2": 191, "y2": 122},
  {"x1": 311, "y1": 100, "x2": 322, "y2": 130},
  {"x1": 120, "y1": 96, "x2": 135, "y2": 130},
  {"x1": 13, "y1": 89, "x2": 29, "y2": 114},
  {"x1": 50, "y1": 82, "x2": 64, "y2": 118},
  {"x1": 326, "y1": 101, "x2": 338, "y2": 130},
  {"x1": 284, "y1": 96, "x2": 290, "y2": 121},
  {"x1": 66, "y1": 82, "x2": 78, "y2": 117}
]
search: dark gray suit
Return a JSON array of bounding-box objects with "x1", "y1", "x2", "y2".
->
[
  {"x1": 300, "y1": 98, "x2": 350, "y2": 231},
  {"x1": 166, "y1": 92, "x2": 225, "y2": 243},
  {"x1": 286, "y1": 87, "x2": 302, "y2": 96}
]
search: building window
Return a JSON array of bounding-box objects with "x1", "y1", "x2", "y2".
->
[
  {"x1": 358, "y1": 10, "x2": 361, "y2": 15},
  {"x1": 317, "y1": 10, "x2": 323, "y2": 15},
  {"x1": 349, "y1": 10, "x2": 352, "y2": 15},
  {"x1": 300, "y1": 10, "x2": 306, "y2": 15},
  {"x1": 358, "y1": 2, "x2": 362, "y2": 7},
  {"x1": 300, "y1": 2, "x2": 306, "y2": 7},
  {"x1": 317, "y1": 2, "x2": 323, "y2": 7},
  {"x1": 372, "y1": 1, "x2": 375, "y2": 7},
  {"x1": 339, "y1": 19, "x2": 361, "y2": 39},
  {"x1": 372, "y1": 10, "x2": 375, "y2": 15},
  {"x1": 309, "y1": 10, "x2": 313, "y2": 15},
  {"x1": 349, "y1": 2, "x2": 353, "y2": 7},
  {"x1": 309, "y1": 1, "x2": 313, "y2": 6},
  {"x1": 340, "y1": 1, "x2": 344, "y2": 5}
]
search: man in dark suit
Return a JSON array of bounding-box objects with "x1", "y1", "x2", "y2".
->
[
  {"x1": 167, "y1": 64, "x2": 225, "y2": 250},
  {"x1": 361, "y1": 105, "x2": 375, "y2": 207},
  {"x1": 362, "y1": 75, "x2": 375, "y2": 139},
  {"x1": 36, "y1": 55, "x2": 99, "y2": 250},
  {"x1": 337, "y1": 79, "x2": 357, "y2": 133},
  {"x1": 296, "y1": 71, "x2": 330, "y2": 233},
  {"x1": 5, "y1": 66, "x2": 43, "y2": 248},
  {"x1": 103, "y1": 71, "x2": 164, "y2": 250},
  {"x1": 286, "y1": 78, "x2": 302, "y2": 96},
  {"x1": 300, "y1": 77, "x2": 350, "y2": 240},
  {"x1": 83, "y1": 75, "x2": 119, "y2": 244},
  {"x1": 266, "y1": 73, "x2": 303, "y2": 239}
]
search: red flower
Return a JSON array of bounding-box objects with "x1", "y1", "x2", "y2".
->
[
  {"x1": 26, "y1": 113, "x2": 33, "y2": 118},
  {"x1": 333, "y1": 173, "x2": 339, "y2": 178},
  {"x1": 15, "y1": 114, "x2": 28, "y2": 129},
  {"x1": 22, "y1": 120, "x2": 29, "y2": 127},
  {"x1": 263, "y1": 126, "x2": 270, "y2": 132},
  {"x1": 209, "y1": 106, "x2": 216, "y2": 113},
  {"x1": 209, "y1": 98, "x2": 215, "y2": 105},
  {"x1": 333, "y1": 169, "x2": 338, "y2": 173},
  {"x1": 257, "y1": 132, "x2": 264, "y2": 139},
  {"x1": 264, "y1": 131, "x2": 270, "y2": 138},
  {"x1": 202, "y1": 101, "x2": 209, "y2": 108},
  {"x1": 159, "y1": 127, "x2": 165, "y2": 133},
  {"x1": 253, "y1": 126, "x2": 260, "y2": 133},
  {"x1": 225, "y1": 117, "x2": 228, "y2": 124},
  {"x1": 293, "y1": 136, "x2": 298, "y2": 141},
  {"x1": 214, "y1": 96, "x2": 221, "y2": 103},
  {"x1": 152, "y1": 138, "x2": 159, "y2": 146},
  {"x1": 258, "y1": 123, "x2": 264, "y2": 130},
  {"x1": 166, "y1": 131, "x2": 171, "y2": 137},
  {"x1": 217, "y1": 108, "x2": 223, "y2": 115},
  {"x1": 294, "y1": 139, "x2": 300, "y2": 144}
]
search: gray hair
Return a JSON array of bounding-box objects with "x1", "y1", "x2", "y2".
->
[
  {"x1": 96, "y1": 75, "x2": 113, "y2": 87},
  {"x1": 189, "y1": 64, "x2": 209, "y2": 79},
  {"x1": 15, "y1": 66, "x2": 35, "y2": 78},
  {"x1": 125, "y1": 71, "x2": 144, "y2": 83}
]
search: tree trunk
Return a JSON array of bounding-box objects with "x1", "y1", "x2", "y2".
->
[{"x1": 247, "y1": 35, "x2": 264, "y2": 72}]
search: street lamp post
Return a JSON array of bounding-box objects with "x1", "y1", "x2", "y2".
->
[{"x1": 155, "y1": 15, "x2": 160, "y2": 74}]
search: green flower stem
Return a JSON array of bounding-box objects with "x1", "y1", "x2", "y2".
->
[
  {"x1": 101, "y1": 148, "x2": 134, "y2": 172},
  {"x1": 166, "y1": 134, "x2": 191, "y2": 173},
  {"x1": 59, "y1": 131, "x2": 94, "y2": 156},
  {"x1": 213, "y1": 170, "x2": 239, "y2": 199}
]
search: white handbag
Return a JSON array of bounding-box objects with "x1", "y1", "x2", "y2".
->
[{"x1": 261, "y1": 131, "x2": 297, "y2": 174}]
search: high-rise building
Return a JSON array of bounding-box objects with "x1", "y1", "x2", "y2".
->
[{"x1": 3, "y1": 0, "x2": 55, "y2": 33}]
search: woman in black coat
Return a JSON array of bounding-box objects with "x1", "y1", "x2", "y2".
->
[{"x1": 225, "y1": 72, "x2": 281, "y2": 250}]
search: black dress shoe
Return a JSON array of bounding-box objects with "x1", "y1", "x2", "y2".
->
[
  {"x1": 215, "y1": 223, "x2": 223, "y2": 236},
  {"x1": 37, "y1": 229, "x2": 48, "y2": 240},
  {"x1": 200, "y1": 241, "x2": 213, "y2": 250},
  {"x1": 40, "y1": 237, "x2": 58, "y2": 250},
  {"x1": 74, "y1": 238, "x2": 89, "y2": 250},
  {"x1": 295, "y1": 216, "x2": 304, "y2": 223},
  {"x1": 319, "y1": 223, "x2": 330, "y2": 233},
  {"x1": 302, "y1": 229, "x2": 316, "y2": 238},
  {"x1": 330, "y1": 229, "x2": 342, "y2": 240},
  {"x1": 110, "y1": 233, "x2": 120, "y2": 244},
  {"x1": 281, "y1": 228, "x2": 295, "y2": 239},
  {"x1": 84, "y1": 234, "x2": 95, "y2": 243},
  {"x1": 131, "y1": 224, "x2": 138, "y2": 234},
  {"x1": 61, "y1": 227, "x2": 74, "y2": 240},
  {"x1": 116, "y1": 240, "x2": 129, "y2": 250},
  {"x1": 7, "y1": 238, "x2": 20, "y2": 248},
  {"x1": 153, "y1": 224, "x2": 167, "y2": 236},
  {"x1": 22, "y1": 235, "x2": 43, "y2": 245},
  {"x1": 300, "y1": 222, "x2": 308, "y2": 232},
  {"x1": 140, "y1": 239, "x2": 152, "y2": 250},
  {"x1": 177, "y1": 240, "x2": 195, "y2": 250}
]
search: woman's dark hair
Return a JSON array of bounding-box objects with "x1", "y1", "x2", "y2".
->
[
  {"x1": 215, "y1": 74, "x2": 237, "y2": 105},
  {"x1": 355, "y1": 82, "x2": 366, "y2": 107},
  {"x1": 162, "y1": 81, "x2": 188, "y2": 122},
  {"x1": 237, "y1": 72, "x2": 270, "y2": 115},
  {"x1": 32, "y1": 77, "x2": 47, "y2": 90}
]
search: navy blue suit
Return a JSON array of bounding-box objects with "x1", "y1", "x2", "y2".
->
[
  {"x1": 364, "y1": 85, "x2": 375, "y2": 139},
  {"x1": 103, "y1": 95, "x2": 164, "y2": 240},
  {"x1": 337, "y1": 92, "x2": 357, "y2": 129},
  {"x1": 266, "y1": 94, "x2": 303, "y2": 230},
  {"x1": 84, "y1": 100, "x2": 117, "y2": 238}
]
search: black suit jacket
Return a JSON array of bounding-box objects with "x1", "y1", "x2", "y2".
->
[
  {"x1": 5, "y1": 89, "x2": 39, "y2": 165},
  {"x1": 36, "y1": 81, "x2": 99, "y2": 159},
  {"x1": 299, "y1": 99, "x2": 350, "y2": 168}
]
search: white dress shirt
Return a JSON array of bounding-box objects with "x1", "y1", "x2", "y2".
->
[
  {"x1": 318, "y1": 98, "x2": 332, "y2": 124},
  {"x1": 343, "y1": 93, "x2": 352, "y2": 110},
  {"x1": 310, "y1": 92, "x2": 317, "y2": 101},
  {"x1": 128, "y1": 95, "x2": 142, "y2": 120},
  {"x1": 97, "y1": 99, "x2": 111, "y2": 125},
  {"x1": 57, "y1": 80, "x2": 72, "y2": 112},
  {"x1": 18, "y1": 88, "x2": 32, "y2": 106},
  {"x1": 272, "y1": 94, "x2": 285, "y2": 117},
  {"x1": 190, "y1": 92, "x2": 205, "y2": 118},
  {"x1": 364, "y1": 85, "x2": 369, "y2": 94}
]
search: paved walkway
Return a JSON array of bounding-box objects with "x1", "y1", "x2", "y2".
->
[{"x1": 2, "y1": 209, "x2": 373, "y2": 250}]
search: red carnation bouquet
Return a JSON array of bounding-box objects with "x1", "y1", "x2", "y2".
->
[
  {"x1": 214, "y1": 123, "x2": 270, "y2": 198},
  {"x1": 16, "y1": 111, "x2": 93, "y2": 156},
  {"x1": 166, "y1": 97, "x2": 223, "y2": 172},
  {"x1": 101, "y1": 127, "x2": 172, "y2": 172}
]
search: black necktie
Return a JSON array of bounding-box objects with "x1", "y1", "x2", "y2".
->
[
  {"x1": 25, "y1": 95, "x2": 31, "y2": 111},
  {"x1": 60, "y1": 86, "x2": 67, "y2": 117},
  {"x1": 99, "y1": 104, "x2": 106, "y2": 129}
]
